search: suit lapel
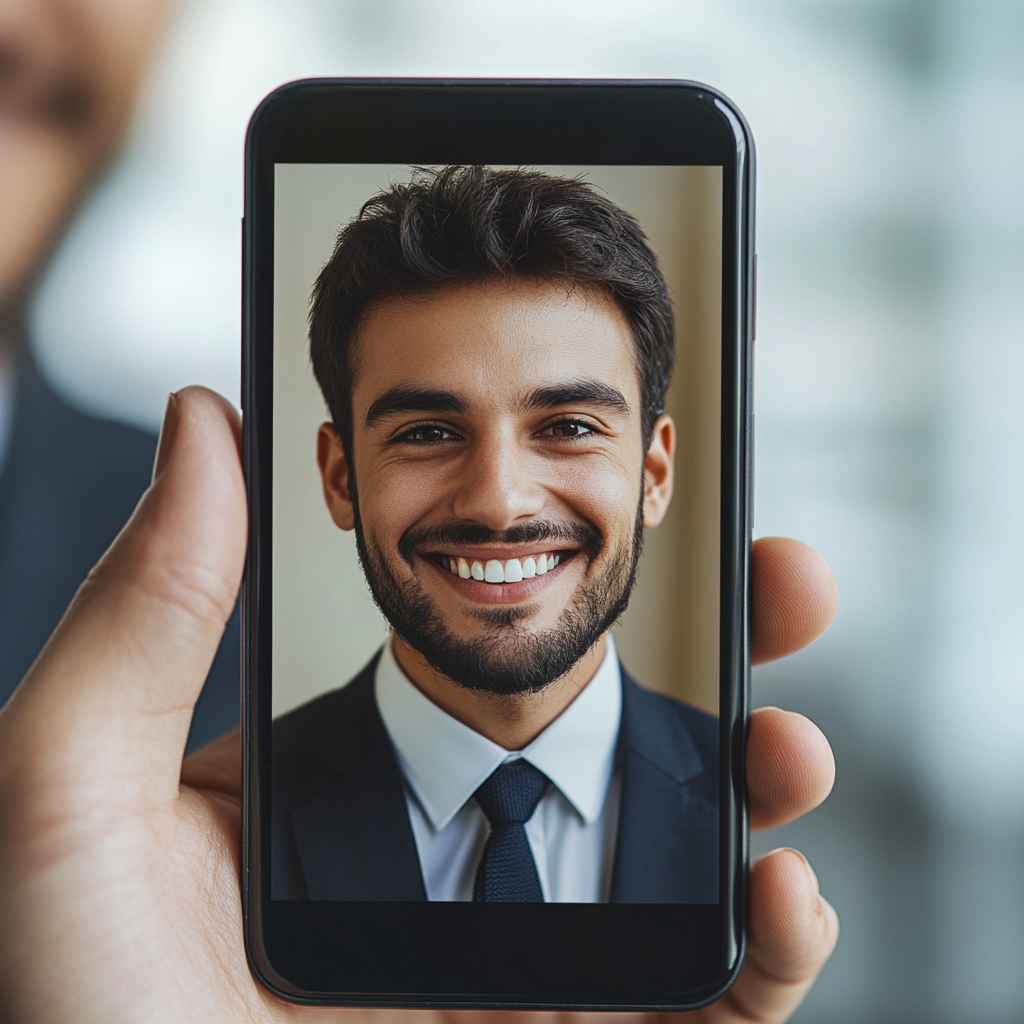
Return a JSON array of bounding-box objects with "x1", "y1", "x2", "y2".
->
[
  {"x1": 610, "y1": 666, "x2": 718, "y2": 903},
  {"x1": 289, "y1": 655, "x2": 426, "y2": 900},
  {"x1": 285, "y1": 656, "x2": 716, "y2": 902}
]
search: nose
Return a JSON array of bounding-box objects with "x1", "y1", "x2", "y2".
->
[{"x1": 450, "y1": 426, "x2": 545, "y2": 530}]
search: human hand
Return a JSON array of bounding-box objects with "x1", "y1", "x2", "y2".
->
[{"x1": 0, "y1": 387, "x2": 838, "y2": 1023}]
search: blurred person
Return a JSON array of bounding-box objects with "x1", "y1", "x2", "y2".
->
[{"x1": 0, "y1": 1, "x2": 238, "y2": 748}]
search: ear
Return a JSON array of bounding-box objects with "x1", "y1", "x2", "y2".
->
[
  {"x1": 316, "y1": 422, "x2": 355, "y2": 531},
  {"x1": 642, "y1": 413, "x2": 675, "y2": 528}
]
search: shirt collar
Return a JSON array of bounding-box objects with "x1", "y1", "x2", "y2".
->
[{"x1": 374, "y1": 633, "x2": 622, "y2": 831}]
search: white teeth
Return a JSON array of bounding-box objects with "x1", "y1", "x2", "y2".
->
[{"x1": 443, "y1": 552, "x2": 566, "y2": 583}]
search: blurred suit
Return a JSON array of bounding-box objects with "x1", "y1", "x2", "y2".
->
[{"x1": 0, "y1": 347, "x2": 239, "y2": 752}]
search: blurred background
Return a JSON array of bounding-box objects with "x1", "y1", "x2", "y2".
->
[{"x1": 7, "y1": 0, "x2": 1023, "y2": 1020}]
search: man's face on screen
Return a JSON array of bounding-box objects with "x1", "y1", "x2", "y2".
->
[{"x1": 321, "y1": 279, "x2": 671, "y2": 695}]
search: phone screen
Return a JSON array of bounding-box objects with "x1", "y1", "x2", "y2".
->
[{"x1": 267, "y1": 162, "x2": 725, "y2": 908}]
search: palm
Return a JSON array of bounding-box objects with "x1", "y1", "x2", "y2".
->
[{"x1": 0, "y1": 389, "x2": 837, "y2": 1024}]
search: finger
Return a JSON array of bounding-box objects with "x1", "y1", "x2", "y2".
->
[
  {"x1": 747, "y1": 707, "x2": 835, "y2": 830},
  {"x1": 700, "y1": 849, "x2": 839, "y2": 1024},
  {"x1": 1, "y1": 387, "x2": 247, "y2": 809},
  {"x1": 752, "y1": 538, "x2": 838, "y2": 665}
]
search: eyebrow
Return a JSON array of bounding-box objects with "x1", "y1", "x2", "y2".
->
[
  {"x1": 365, "y1": 385, "x2": 465, "y2": 427},
  {"x1": 364, "y1": 378, "x2": 631, "y2": 428},
  {"x1": 523, "y1": 379, "x2": 631, "y2": 416}
]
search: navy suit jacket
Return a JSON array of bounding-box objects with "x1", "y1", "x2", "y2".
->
[
  {"x1": 272, "y1": 649, "x2": 719, "y2": 902},
  {"x1": 0, "y1": 348, "x2": 240, "y2": 752}
]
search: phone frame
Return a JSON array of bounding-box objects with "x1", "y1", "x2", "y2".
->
[{"x1": 241, "y1": 77, "x2": 754, "y2": 1011}]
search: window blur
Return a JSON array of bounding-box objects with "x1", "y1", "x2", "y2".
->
[{"x1": 25, "y1": 1, "x2": 1023, "y2": 1020}]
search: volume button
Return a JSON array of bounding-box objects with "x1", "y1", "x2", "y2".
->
[
  {"x1": 751, "y1": 252, "x2": 758, "y2": 343},
  {"x1": 240, "y1": 216, "x2": 246, "y2": 406},
  {"x1": 749, "y1": 412, "x2": 755, "y2": 529},
  {"x1": 748, "y1": 258, "x2": 755, "y2": 530}
]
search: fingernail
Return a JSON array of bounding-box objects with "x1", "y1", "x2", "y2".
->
[{"x1": 152, "y1": 392, "x2": 180, "y2": 482}]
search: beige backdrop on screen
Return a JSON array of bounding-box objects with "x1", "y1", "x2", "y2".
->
[{"x1": 272, "y1": 164, "x2": 722, "y2": 717}]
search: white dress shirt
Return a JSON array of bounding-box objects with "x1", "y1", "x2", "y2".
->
[{"x1": 375, "y1": 632, "x2": 622, "y2": 902}]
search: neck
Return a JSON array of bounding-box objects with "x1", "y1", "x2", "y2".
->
[{"x1": 390, "y1": 632, "x2": 609, "y2": 750}]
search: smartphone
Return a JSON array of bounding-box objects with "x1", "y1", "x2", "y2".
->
[{"x1": 241, "y1": 78, "x2": 754, "y2": 1011}]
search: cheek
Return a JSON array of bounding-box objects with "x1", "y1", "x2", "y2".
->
[
  {"x1": 557, "y1": 461, "x2": 639, "y2": 542},
  {"x1": 363, "y1": 466, "x2": 435, "y2": 548}
]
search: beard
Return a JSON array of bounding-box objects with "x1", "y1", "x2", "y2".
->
[{"x1": 349, "y1": 480, "x2": 646, "y2": 696}]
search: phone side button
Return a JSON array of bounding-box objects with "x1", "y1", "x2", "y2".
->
[
  {"x1": 240, "y1": 216, "x2": 246, "y2": 405},
  {"x1": 749, "y1": 412, "x2": 755, "y2": 530},
  {"x1": 752, "y1": 252, "x2": 757, "y2": 343}
]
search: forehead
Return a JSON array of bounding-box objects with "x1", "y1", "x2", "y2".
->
[{"x1": 351, "y1": 279, "x2": 639, "y2": 410}]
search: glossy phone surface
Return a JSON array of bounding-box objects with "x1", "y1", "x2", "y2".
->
[{"x1": 242, "y1": 78, "x2": 754, "y2": 1011}]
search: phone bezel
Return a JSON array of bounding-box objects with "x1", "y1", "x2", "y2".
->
[{"x1": 241, "y1": 77, "x2": 754, "y2": 1011}]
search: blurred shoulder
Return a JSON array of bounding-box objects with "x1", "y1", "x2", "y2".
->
[
  {"x1": 48, "y1": 391, "x2": 156, "y2": 469},
  {"x1": 15, "y1": 356, "x2": 156, "y2": 483}
]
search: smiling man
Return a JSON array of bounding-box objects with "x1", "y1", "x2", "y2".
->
[{"x1": 272, "y1": 165, "x2": 719, "y2": 904}]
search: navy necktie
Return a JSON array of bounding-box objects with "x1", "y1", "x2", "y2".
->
[{"x1": 473, "y1": 760, "x2": 550, "y2": 902}]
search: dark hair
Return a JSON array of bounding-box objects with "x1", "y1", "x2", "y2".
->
[{"x1": 309, "y1": 165, "x2": 675, "y2": 456}]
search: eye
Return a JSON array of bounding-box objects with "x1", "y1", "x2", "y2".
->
[
  {"x1": 391, "y1": 423, "x2": 460, "y2": 445},
  {"x1": 540, "y1": 418, "x2": 597, "y2": 441}
]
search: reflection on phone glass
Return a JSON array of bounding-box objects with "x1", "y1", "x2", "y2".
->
[{"x1": 270, "y1": 164, "x2": 722, "y2": 905}]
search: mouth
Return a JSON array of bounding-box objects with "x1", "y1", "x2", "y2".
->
[{"x1": 417, "y1": 548, "x2": 580, "y2": 605}]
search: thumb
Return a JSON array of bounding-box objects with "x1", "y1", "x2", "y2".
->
[{"x1": 0, "y1": 387, "x2": 246, "y2": 810}]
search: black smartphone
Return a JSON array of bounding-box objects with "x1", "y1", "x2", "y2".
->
[{"x1": 241, "y1": 78, "x2": 754, "y2": 1011}]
